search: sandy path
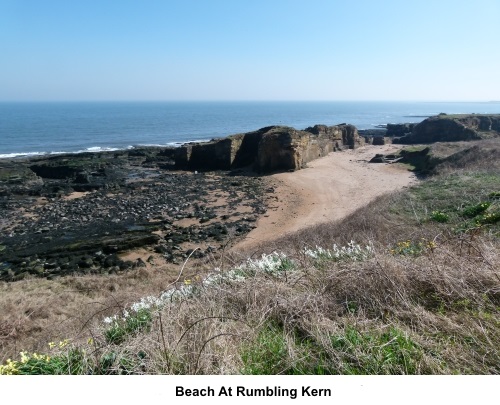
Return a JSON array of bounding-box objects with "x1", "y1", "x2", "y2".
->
[{"x1": 234, "y1": 144, "x2": 418, "y2": 251}]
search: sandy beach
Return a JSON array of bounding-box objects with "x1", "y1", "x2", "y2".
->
[{"x1": 235, "y1": 144, "x2": 418, "y2": 251}]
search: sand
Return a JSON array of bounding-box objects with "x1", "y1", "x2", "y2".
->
[{"x1": 234, "y1": 144, "x2": 418, "y2": 251}]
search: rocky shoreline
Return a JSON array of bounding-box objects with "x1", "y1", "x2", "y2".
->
[
  {"x1": 0, "y1": 148, "x2": 268, "y2": 281},
  {"x1": 1, "y1": 122, "x2": 367, "y2": 281},
  {"x1": 2, "y1": 113, "x2": 499, "y2": 281}
]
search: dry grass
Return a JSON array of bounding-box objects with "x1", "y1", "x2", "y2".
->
[
  {"x1": 433, "y1": 138, "x2": 500, "y2": 173},
  {"x1": 76, "y1": 235, "x2": 498, "y2": 374},
  {"x1": 0, "y1": 262, "x2": 204, "y2": 362}
]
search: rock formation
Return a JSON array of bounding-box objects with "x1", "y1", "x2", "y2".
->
[
  {"x1": 393, "y1": 114, "x2": 500, "y2": 144},
  {"x1": 386, "y1": 123, "x2": 416, "y2": 138},
  {"x1": 175, "y1": 124, "x2": 363, "y2": 173}
]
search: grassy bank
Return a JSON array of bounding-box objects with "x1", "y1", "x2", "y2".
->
[{"x1": 1, "y1": 140, "x2": 499, "y2": 374}]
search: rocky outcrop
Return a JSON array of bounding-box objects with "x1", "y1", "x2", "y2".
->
[
  {"x1": 386, "y1": 123, "x2": 416, "y2": 138},
  {"x1": 372, "y1": 137, "x2": 390, "y2": 145},
  {"x1": 175, "y1": 124, "x2": 363, "y2": 173},
  {"x1": 393, "y1": 114, "x2": 500, "y2": 144},
  {"x1": 255, "y1": 124, "x2": 363, "y2": 173},
  {"x1": 454, "y1": 114, "x2": 500, "y2": 132},
  {"x1": 254, "y1": 127, "x2": 308, "y2": 173},
  {"x1": 303, "y1": 124, "x2": 363, "y2": 149},
  {"x1": 369, "y1": 147, "x2": 435, "y2": 172},
  {"x1": 174, "y1": 127, "x2": 266, "y2": 171}
]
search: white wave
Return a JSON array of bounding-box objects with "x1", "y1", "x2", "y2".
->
[
  {"x1": 83, "y1": 146, "x2": 121, "y2": 153},
  {"x1": 136, "y1": 138, "x2": 212, "y2": 147},
  {"x1": 0, "y1": 151, "x2": 47, "y2": 159},
  {"x1": 134, "y1": 143, "x2": 173, "y2": 147},
  {"x1": 170, "y1": 138, "x2": 212, "y2": 146},
  {"x1": 0, "y1": 140, "x2": 212, "y2": 160}
]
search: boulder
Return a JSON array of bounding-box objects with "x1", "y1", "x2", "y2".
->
[{"x1": 369, "y1": 154, "x2": 386, "y2": 163}]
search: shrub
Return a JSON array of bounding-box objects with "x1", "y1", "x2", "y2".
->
[
  {"x1": 462, "y1": 202, "x2": 491, "y2": 218},
  {"x1": 430, "y1": 210, "x2": 449, "y2": 223},
  {"x1": 476, "y1": 211, "x2": 500, "y2": 225}
]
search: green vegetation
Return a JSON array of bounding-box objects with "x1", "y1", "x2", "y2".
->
[
  {"x1": 241, "y1": 323, "x2": 293, "y2": 374},
  {"x1": 104, "y1": 308, "x2": 153, "y2": 345},
  {"x1": 241, "y1": 324, "x2": 424, "y2": 375},
  {"x1": 462, "y1": 202, "x2": 491, "y2": 218},
  {"x1": 430, "y1": 210, "x2": 449, "y2": 223},
  {"x1": 329, "y1": 327, "x2": 423, "y2": 374},
  {"x1": 395, "y1": 172, "x2": 500, "y2": 235}
]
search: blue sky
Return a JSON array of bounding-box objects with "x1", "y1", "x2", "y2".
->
[{"x1": 1, "y1": 0, "x2": 499, "y2": 101}]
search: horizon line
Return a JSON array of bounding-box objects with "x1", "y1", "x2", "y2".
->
[{"x1": 1, "y1": 99, "x2": 498, "y2": 103}]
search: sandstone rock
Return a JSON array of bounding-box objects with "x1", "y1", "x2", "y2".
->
[
  {"x1": 254, "y1": 126, "x2": 308, "y2": 173},
  {"x1": 175, "y1": 124, "x2": 363, "y2": 174}
]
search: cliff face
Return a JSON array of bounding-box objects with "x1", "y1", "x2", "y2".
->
[
  {"x1": 394, "y1": 114, "x2": 500, "y2": 144},
  {"x1": 253, "y1": 127, "x2": 306, "y2": 173},
  {"x1": 454, "y1": 115, "x2": 500, "y2": 133},
  {"x1": 175, "y1": 124, "x2": 363, "y2": 173}
]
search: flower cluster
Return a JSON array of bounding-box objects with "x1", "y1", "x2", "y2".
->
[
  {"x1": 304, "y1": 241, "x2": 373, "y2": 263},
  {"x1": 0, "y1": 352, "x2": 52, "y2": 375},
  {"x1": 0, "y1": 358, "x2": 19, "y2": 375},
  {"x1": 21, "y1": 351, "x2": 51, "y2": 363},
  {"x1": 103, "y1": 252, "x2": 294, "y2": 332},
  {"x1": 48, "y1": 339, "x2": 70, "y2": 349},
  {"x1": 236, "y1": 252, "x2": 294, "y2": 276},
  {"x1": 103, "y1": 293, "x2": 183, "y2": 326},
  {"x1": 390, "y1": 238, "x2": 436, "y2": 256}
]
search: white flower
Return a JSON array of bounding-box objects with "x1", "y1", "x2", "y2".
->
[
  {"x1": 102, "y1": 252, "x2": 297, "y2": 329},
  {"x1": 103, "y1": 315, "x2": 117, "y2": 324},
  {"x1": 303, "y1": 241, "x2": 373, "y2": 263}
]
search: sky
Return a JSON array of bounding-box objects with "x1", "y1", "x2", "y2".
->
[{"x1": 1, "y1": 0, "x2": 499, "y2": 102}]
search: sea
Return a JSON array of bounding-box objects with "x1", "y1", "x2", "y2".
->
[{"x1": 1, "y1": 101, "x2": 499, "y2": 159}]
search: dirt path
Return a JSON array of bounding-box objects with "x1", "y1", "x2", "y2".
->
[{"x1": 233, "y1": 144, "x2": 418, "y2": 251}]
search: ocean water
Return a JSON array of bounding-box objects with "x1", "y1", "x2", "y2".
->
[{"x1": 1, "y1": 101, "x2": 499, "y2": 158}]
